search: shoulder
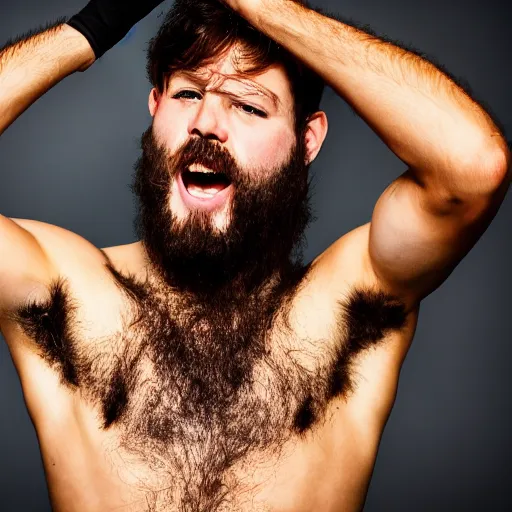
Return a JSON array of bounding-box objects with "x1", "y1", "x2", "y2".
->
[
  {"x1": 10, "y1": 218, "x2": 107, "y2": 269},
  {"x1": 310, "y1": 221, "x2": 420, "y2": 359},
  {"x1": 312, "y1": 221, "x2": 420, "y2": 315},
  {"x1": 309, "y1": 222, "x2": 421, "y2": 434},
  {"x1": 1, "y1": 218, "x2": 137, "y2": 369},
  {"x1": 10, "y1": 218, "x2": 144, "y2": 276},
  {"x1": 1, "y1": 219, "x2": 145, "y2": 327}
]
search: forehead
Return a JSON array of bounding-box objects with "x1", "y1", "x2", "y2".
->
[{"x1": 169, "y1": 46, "x2": 294, "y2": 110}]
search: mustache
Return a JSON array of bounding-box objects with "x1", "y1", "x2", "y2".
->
[{"x1": 170, "y1": 137, "x2": 239, "y2": 182}]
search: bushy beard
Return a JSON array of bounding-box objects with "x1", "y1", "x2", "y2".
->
[{"x1": 130, "y1": 125, "x2": 313, "y2": 298}]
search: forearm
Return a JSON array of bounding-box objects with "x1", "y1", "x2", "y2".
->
[
  {"x1": 239, "y1": 0, "x2": 509, "y2": 196},
  {"x1": 0, "y1": 21, "x2": 96, "y2": 136}
]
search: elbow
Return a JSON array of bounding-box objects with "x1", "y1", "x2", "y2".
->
[
  {"x1": 483, "y1": 140, "x2": 511, "y2": 192},
  {"x1": 460, "y1": 138, "x2": 511, "y2": 198}
]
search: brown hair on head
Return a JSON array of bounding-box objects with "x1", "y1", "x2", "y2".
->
[{"x1": 146, "y1": 0, "x2": 325, "y2": 134}]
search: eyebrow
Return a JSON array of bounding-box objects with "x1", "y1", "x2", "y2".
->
[{"x1": 174, "y1": 70, "x2": 281, "y2": 110}]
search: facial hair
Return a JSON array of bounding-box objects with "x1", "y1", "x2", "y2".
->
[{"x1": 130, "y1": 124, "x2": 313, "y2": 298}]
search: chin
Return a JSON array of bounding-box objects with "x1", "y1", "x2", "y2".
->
[{"x1": 212, "y1": 211, "x2": 230, "y2": 232}]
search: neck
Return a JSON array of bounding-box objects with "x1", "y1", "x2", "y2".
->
[{"x1": 141, "y1": 238, "x2": 302, "y2": 302}]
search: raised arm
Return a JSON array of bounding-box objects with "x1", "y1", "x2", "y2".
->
[
  {"x1": 0, "y1": 22, "x2": 95, "y2": 136},
  {"x1": 0, "y1": 1, "x2": 164, "y2": 319},
  {"x1": 225, "y1": 0, "x2": 510, "y2": 307},
  {"x1": 0, "y1": 21, "x2": 95, "y2": 319}
]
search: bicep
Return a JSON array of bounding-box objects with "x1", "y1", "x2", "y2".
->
[{"x1": 369, "y1": 167, "x2": 509, "y2": 304}]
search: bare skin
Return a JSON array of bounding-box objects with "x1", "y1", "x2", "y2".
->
[{"x1": 1, "y1": 220, "x2": 417, "y2": 512}]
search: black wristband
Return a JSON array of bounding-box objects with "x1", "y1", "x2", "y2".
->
[{"x1": 67, "y1": 1, "x2": 164, "y2": 60}]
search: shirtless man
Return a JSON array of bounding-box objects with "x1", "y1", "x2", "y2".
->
[{"x1": 0, "y1": 0, "x2": 509, "y2": 510}]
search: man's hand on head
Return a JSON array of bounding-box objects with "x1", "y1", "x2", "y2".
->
[
  {"x1": 222, "y1": 0, "x2": 310, "y2": 13},
  {"x1": 219, "y1": 0, "x2": 312, "y2": 38},
  {"x1": 219, "y1": 0, "x2": 269, "y2": 18}
]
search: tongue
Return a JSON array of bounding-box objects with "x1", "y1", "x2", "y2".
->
[{"x1": 187, "y1": 183, "x2": 226, "y2": 199}]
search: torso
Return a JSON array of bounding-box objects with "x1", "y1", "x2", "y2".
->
[{"x1": 0, "y1": 221, "x2": 419, "y2": 512}]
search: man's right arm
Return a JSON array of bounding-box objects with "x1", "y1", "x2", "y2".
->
[
  {"x1": 0, "y1": 21, "x2": 95, "y2": 319},
  {"x1": 0, "y1": 20, "x2": 96, "y2": 136},
  {"x1": 0, "y1": 2, "x2": 165, "y2": 320}
]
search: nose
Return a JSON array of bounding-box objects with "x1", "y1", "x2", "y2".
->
[{"x1": 188, "y1": 94, "x2": 228, "y2": 143}]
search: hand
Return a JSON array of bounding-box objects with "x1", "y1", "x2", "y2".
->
[
  {"x1": 220, "y1": 0, "x2": 307, "y2": 25},
  {"x1": 219, "y1": 0, "x2": 266, "y2": 18},
  {"x1": 67, "y1": 0, "x2": 166, "y2": 60}
]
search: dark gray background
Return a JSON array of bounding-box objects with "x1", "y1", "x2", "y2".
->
[{"x1": 0, "y1": 0, "x2": 510, "y2": 510}]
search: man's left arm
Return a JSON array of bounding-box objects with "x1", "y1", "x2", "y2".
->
[{"x1": 227, "y1": 0, "x2": 511, "y2": 305}]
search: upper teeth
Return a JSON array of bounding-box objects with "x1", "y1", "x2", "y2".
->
[{"x1": 189, "y1": 164, "x2": 214, "y2": 173}]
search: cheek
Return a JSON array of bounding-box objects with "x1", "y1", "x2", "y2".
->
[
  {"x1": 152, "y1": 104, "x2": 188, "y2": 154},
  {"x1": 239, "y1": 128, "x2": 295, "y2": 171}
]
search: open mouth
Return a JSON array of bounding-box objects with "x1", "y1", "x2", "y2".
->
[{"x1": 181, "y1": 166, "x2": 232, "y2": 199}]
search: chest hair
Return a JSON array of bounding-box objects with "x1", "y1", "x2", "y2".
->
[{"x1": 12, "y1": 260, "x2": 407, "y2": 511}]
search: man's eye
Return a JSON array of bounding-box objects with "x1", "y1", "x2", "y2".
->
[
  {"x1": 238, "y1": 104, "x2": 268, "y2": 118},
  {"x1": 173, "y1": 90, "x2": 202, "y2": 100}
]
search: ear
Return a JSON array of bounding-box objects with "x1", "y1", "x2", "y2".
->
[
  {"x1": 303, "y1": 111, "x2": 328, "y2": 164},
  {"x1": 148, "y1": 88, "x2": 160, "y2": 117}
]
